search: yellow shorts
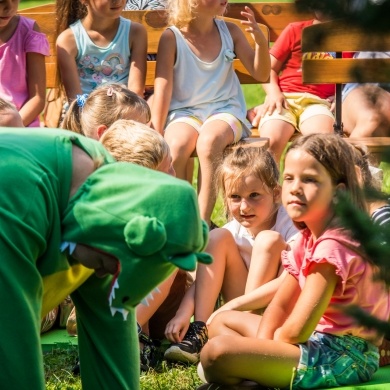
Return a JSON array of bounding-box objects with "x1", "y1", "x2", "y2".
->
[
  {"x1": 166, "y1": 112, "x2": 244, "y2": 143},
  {"x1": 259, "y1": 92, "x2": 334, "y2": 132}
]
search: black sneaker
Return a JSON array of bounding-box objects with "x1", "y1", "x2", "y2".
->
[
  {"x1": 164, "y1": 321, "x2": 208, "y2": 364},
  {"x1": 139, "y1": 329, "x2": 160, "y2": 371}
]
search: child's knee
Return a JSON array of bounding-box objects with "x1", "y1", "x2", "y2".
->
[{"x1": 253, "y1": 230, "x2": 284, "y2": 251}]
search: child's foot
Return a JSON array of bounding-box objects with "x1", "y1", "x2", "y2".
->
[
  {"x1": 164, "y1": 321, "x2": 208, "y2": 364},
  {"x1": 138, "y1": 325, "x2": 160, "y2": 371}
]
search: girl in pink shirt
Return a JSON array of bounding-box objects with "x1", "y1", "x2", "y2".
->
[
  {"x1": 0, "y1": 1, "x2": 49, "y2": 127},
  {"x1": 198, "y1": 133, "x2": 390, "y2": 390}
]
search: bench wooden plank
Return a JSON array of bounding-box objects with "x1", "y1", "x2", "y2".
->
[
  {"x1": 20, "y1": 3, "x2": 312, "y2": 43},
  {"x1": 301, "y1": 19, "x2": 390, "y2": 160},
  {"x1": 18, "y1": 10, "x2": 270, "y2": 88},
  {"x1": 303, "y1": 58, "x2": 390, "y2": 84}
]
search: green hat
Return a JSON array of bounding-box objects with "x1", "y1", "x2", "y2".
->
[{"x1": 62, "y1": 162, "x2": 212, "y2": 317}]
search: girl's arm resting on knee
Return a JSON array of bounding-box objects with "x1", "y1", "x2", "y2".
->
[
  {"x1": 207, "y1": 271, "x2": 287, "y2": 325},
  {"x1": 56, "y1": 29, "x2": 82, "y2": 102},
  {"x1": 150, "y1": 29, "x2": 176, "y2": 135},
  {"x1": 229, "y1": 7, "x2": 270, "y2": 83},
  {"x1": 19, "y1": 52, "x2": 46, "y2": 126},
  {"x1": 267, "y1": 262, "x2": 338, "y2": 344},
  {"x1": 165, "y1": 283, "x2": 195, "y2": 343},
  {"x1": 128, "y1": 22, "x2": 147, "y2": 97}
]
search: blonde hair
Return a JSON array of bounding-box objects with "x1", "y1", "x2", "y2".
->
[
  {"x1": 166, "y1": 0, "x2": 198, "y2": 27},
  {"x1": 100, "y1": 119, "x2": 170, "y2": 169},
  {"x1": 61, "y1": 83, "x2": 151, "y2": 138},
  {"x1": 217, "y1": 146, "x2": 280, "y2": 220}
]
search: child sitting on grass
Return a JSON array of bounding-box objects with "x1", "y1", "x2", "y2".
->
[
  {"x1": 164, "y1": 146, "x2": 297, "y2": 364},
  {"x1": 198, "y1": 134, "x2": 390, "y2": 390}
]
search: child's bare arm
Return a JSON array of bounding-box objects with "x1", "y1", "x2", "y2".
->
[
  {"x1": 273, "y1": 262, "x2": 338, "y2": 344},
  {"x1": 150, "y1": 29, "x2": 176, "y2": 134},
  {"x1": 56, "y1": 29, "x2": 82, "y2": 102},
  {"x1": 228, "y1": 7, "x2": 270, "y2": 83},
  {"x1": 128, "y1": 22, "x2": 147, "y2": 97},
  {"x1": 207, "y1": 271, "x2": 287, "y2": 325},
  {"x1": 18, "y1": 22, "x2": 46, "y2": 126},
  {"x1": 19, "y1": 51, "x2": 46, "y2": 126},
  {"x1": 165, "y1": 283, "x2": 195, "y2": 343}
]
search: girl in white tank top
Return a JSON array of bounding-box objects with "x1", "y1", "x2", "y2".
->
[{"x1": 151, "y1": 1, "x2": 270, "y2": 226}]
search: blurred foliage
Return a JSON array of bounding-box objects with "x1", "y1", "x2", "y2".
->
[{"x1": 295, "y1": 0, "x2": 390, "y2": 31}]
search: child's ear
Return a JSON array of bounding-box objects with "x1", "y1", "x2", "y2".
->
[
  {"x1": 273, "y1": 185, "x2": 281, "y2": 202},
  {"x1": 335, "y1": 182, "x2": 346, "y2": 192},
  {"x1": 96, "y1": 125, "x2": 108, "y2": 139}
]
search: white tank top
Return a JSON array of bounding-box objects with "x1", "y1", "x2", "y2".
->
[{"x1": 168, "y1": 19, "x2": 251, "y2": 133}]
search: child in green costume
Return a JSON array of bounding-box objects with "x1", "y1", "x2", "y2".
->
[{"x1": 0, "y1": 127, "x2": 211, "y2": 389}]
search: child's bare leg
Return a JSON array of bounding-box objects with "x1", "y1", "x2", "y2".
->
[
  {"x1": 208, "y1": 310, "x2": 261, "y2": 338},
  {"x1": 196, "y1": 121, "x2": 234, "y2": 224},
  {"x1": 164, "y1": 123, "x2": 198, "y2": 180},
  {"x1": 136, "y1": 270, "x2": 178, "y2": 329},
  {"x1": 200, "y1": 335, "x2": 300, "y2": 388},
  {"x1": 194, "y1": 228, "x2": 248, "y2": 323},
  {"x1": 245, "y1": 231, "x2": 287, "y2": 293},
  {"x1": 259, "y1": 120, "x2": 295, "y2": 164},
  {"x1": 300, "y1": 114, "x2": 334, "y2": 135}
]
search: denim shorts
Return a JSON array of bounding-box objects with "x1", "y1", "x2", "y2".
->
[{"x1": 291, "y1": 332, "x2": 379, "y2": 389}]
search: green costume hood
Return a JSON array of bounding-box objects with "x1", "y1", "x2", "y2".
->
[{"x1": 62, "y1": 162, "x2": 212, "y2": 319}]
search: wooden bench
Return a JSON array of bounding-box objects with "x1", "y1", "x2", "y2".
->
[
  {"x1": 18, "y1": 2, "x2": 312, "y2": 88},
  {"x1": 302, "y1": 19, "x2": 390, "y2": 164},
  {"x1": 19, "y1": 2, "x2": 311, "y2": 146}
]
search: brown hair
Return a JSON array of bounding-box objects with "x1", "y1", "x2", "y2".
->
[
  {"x1": 56, "y1": 0, "x2": 87, "y2": 36},
  {"x1": 61, "y1": 83, "x2": 151, "y2": 138},
  {"x1": 217, "y1": 146, "x2": 280, "y2": 219},
  {"x1": 100, "y1": 119, "x2": 169, "y2": 169}
]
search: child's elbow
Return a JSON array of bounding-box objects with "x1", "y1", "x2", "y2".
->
[{"x1": 276, "y1": 326, "x2": 311, "y2": 345}]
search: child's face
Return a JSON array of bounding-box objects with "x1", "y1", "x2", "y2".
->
[
  {"x1": 0, "y1": 108, "x2": 23, "y2": 127},
  {"x1": 226, "y1": 174, "x2": 279, "y2": 237},
  {"x1": 83, "y1": 0, "x2": 126, "y2": 17},
  {"x1": 282, "y1": 149, "x2": 337, "y2": 236},
  {"x1": 157, "y1": 151, "x2": 176, "y2": 177},
  {"x1": 0, "y1": 0, "x2": 19, "y2": 28},
  {"x1": 196, "y1": 0, "x2": 228, "y2": 15}
]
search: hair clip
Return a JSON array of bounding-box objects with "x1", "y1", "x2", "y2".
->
[
  {"x1": 76, "y1": 94, "x2": 88, "y2": 108},
  {"x1": 107, "y1": 87, "x2": 114, "y2": 97}
]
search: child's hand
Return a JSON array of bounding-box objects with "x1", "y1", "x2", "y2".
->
[
  {"x1": 240, "y1": 6, "x2": 265, "y2": 45},
  {"x1": 165, "y1": 314, "x2": 191, "y2": 343},
  {"x1": 247, "y1": 92, "x2": 288, "y2": 126},
  {"x1": 326, "y1": 95, "x2": 336, "y2": 113}
]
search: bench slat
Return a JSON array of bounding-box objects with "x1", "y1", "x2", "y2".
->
[{"x1": 303, "y1": 58, "x2": 390, "y2": 84}]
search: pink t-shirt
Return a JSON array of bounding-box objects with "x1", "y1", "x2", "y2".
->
[
  {"x1": 270, "y1": 20, "x2": 335, "y2": 99},
  {"x1": 282, "y1": 228, "x2": 390, "y2": 345},
  {"x1": 0, "y1": 16, "x2": 50, "y2": 127}
]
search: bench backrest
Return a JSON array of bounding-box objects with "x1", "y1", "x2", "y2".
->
[
  {"x1": 19, "y1": 3, "x2": 312, "y2": 89},
  {"x1": 301, "y1": 20, "x2": 390, "y2": 133}
]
